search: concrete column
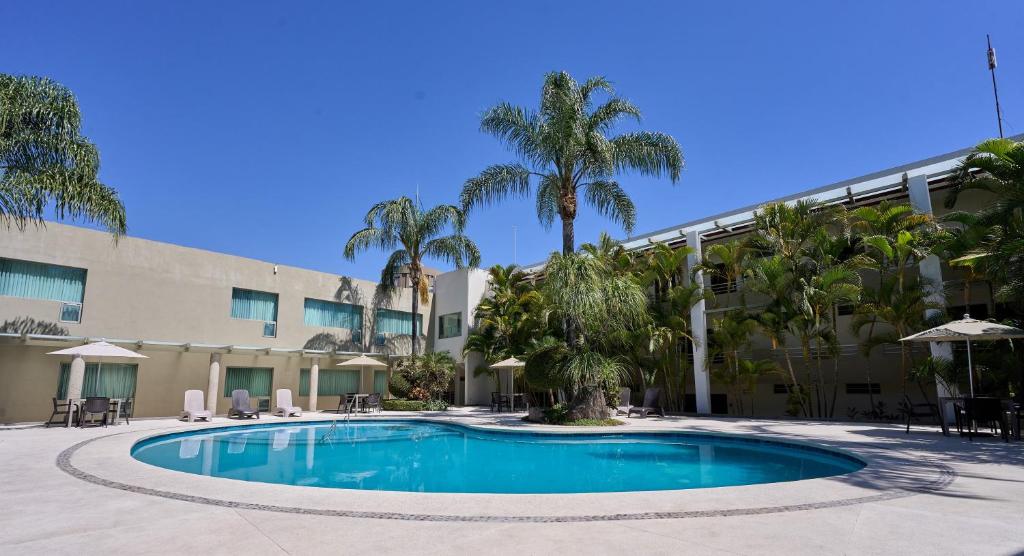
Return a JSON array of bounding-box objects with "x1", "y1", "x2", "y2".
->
[
  {"x1": 907, "y1": 175, "x2": 955, "y2": 401},
  {"x1": 66, "y1": 354, "x2": 86, "y2": 425},
  {"x1": 686, "y1": 230, "x2": 712, "y2": 416},
  {"x1": 308, "y1": 358, "x2": 320, "y2": 412},
  {"x1": 207, "y1": 353, "x2": 221, "y2": 414}
]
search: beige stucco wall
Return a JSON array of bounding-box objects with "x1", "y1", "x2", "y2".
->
[{"x1": 0, "y1": 223, "x2": 429, "y2": 423}]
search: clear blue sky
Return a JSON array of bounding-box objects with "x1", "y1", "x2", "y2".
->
[{"x1": 2, "y1": 1, "x2": 1021, "y2": 281}]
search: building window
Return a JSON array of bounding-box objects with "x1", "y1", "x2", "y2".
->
[
  {"x1": 0, "y1": 257, "x2": 87, "y2": 306},
  {"x1": 438, "y1": 312, "x2": 461, "y2": 339},
  {"x1": 230, "y1": 288, "x2": 278, "y2": 336},
  {"x1": 773, "y1": 384, "x2": 793, "y2": 394},
  {"x1": 59, "y1": 302, "x2": 83, "y2": 323},
  {"x1": 846, "y1": 383, "x2": 881, "y2": 395},
  {"x1": 57, "y1": 362, "x2": 137, "y2": 399},
  {"x1": 373, "y1": 370, "x2": 388, "y2": 395},
  {"x1": 303, "y1": 298, "x2": 363, "y2": 330},
  {"x1": 299, "y1": 368, "x2": 360, "y2": 396},
  {"x1": 375, "y1": 308, "x2": 423, "y2": 336},
  {"x1": 224, "y1": 367, "x2": 273, "y2": 397}
]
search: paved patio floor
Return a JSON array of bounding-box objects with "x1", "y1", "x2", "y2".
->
[{"x1": 1, "y1": 408, "x2": 1021, "y2": 555}]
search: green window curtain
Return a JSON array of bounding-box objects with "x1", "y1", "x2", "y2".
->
[
  {"x1": 438, "y1": 312, "x2": 461, "y2": 339},
  {"x1": 0, "y1": 258, "x2": 86, "y2": 303},
  {"x1": 57, "y1": 362, "x2": 137, "y2": 399},
  {"x1": 230, "y1": 288, "x2": 278, "y2": 322},
  {"x1": 223, "y1": 367, "x2": 273, "y2": 397},
  {"x1": 300, "y1": 368, "x2": 310, "y2": 396},
  {"x1": 373, "y1": 370, "x2": 388, "y2": 395},
  {"x1": 300, "y1": 368, "x2": 359, "y2": 396},
  {"x1": 303, "y1": 299, "x2": 363, "y2": 330},
  {"x1": 375, "y1": 308, "x2": 423, "y2": 335}
]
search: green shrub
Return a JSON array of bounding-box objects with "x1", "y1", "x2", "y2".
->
[
  {"x1": 388, "y1": 373, "x2": 412, "y2": 399},
  {"x1": 562, "y1": 418, "x2": 623, "y2": 426},
  {"x1": 393, "y1": 352, "x2": 455, "y2": 401},
  {"x1": 382, "y1": 399, "x2": 426, "y2": 411},
  {"x1": 423, "y1": 399, "x2": 449, "y2": 411},
  {"x1": 543, "y1": 403, "x2": 570, "y2": 424}
]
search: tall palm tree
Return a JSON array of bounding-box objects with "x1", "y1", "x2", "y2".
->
[
  {"x1": 943, "y1": 138, "x2": 1024, "y2": 302},
  {"x1": 461, "y1": 71, "x2": 684, "y2": 256},
  {"x1": 1, "y1": 74, "x2": 126, "y2": 235},
  {"x1": 345, "y1": 196, "x2": 480, "y2": 355}
]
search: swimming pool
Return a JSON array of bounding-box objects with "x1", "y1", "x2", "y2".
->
[{"x1": 131, "y1": 420, "x2": 864, "y2": 494}]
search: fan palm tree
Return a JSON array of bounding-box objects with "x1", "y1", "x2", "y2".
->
[
  {"x1": 345, "y1": 196, "x2": 480, "y2": 355},
  {"x1": 1, "y1": 74, "x2": 126, "y2": 235},
  {"x1": 460, "y1": 71, "x2": 684, "y2": 256}
]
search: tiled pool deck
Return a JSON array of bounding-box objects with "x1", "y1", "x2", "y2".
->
[{"x1": 1, "y1": 408, "x2": 1021, "y2": 554}]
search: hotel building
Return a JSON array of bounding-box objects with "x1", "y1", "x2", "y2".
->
[{"x1": 0, "y1": 139, "x2": 1010, "y2": 423}]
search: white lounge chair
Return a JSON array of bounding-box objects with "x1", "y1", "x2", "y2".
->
[
  {"x1": 180, "y1": 389, "x2": 212, "y2": 422},
  {"x1": 274, "y1": 389, "x2": 302, "y2": 417},
  {"x1": 616, "y1": 387, "x2": 632, "y2": 415}
]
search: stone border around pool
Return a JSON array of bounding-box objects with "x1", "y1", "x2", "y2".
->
[{"x1": 56, "y1": 418, "x2": 957, "y2": 523}]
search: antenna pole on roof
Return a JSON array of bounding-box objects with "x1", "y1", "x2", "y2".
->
[
  {"x1": 987, "y1": 34, "x2": 1004, "y2": 138},
  {"x1": 512, "y1": 225, "x2": 517, "y2": 265}
]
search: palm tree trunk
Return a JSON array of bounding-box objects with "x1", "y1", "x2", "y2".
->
[{"x1": 561, "y1": 215, "x2": 575, "y2": 256}]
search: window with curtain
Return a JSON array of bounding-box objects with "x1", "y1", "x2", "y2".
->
[
  {"x1": 57, "y1": 362, "x2": 138, "y2": 399},
  {"x1": 299, "y1": 368, "x2": 360, "y2": 396},
  {"x1": 373, "y1": 370, "x2": 388, "y2": 395},
  {"x1": 438, "y1": 312, "x2": 461, "y2": 339},
  {"x1": 303, "y1": 298, "x2": 363, "y2": 330},
  {"x1": 230, "y1": 288, "x2": 278, "y2": 322},
  {"x1": 1, "y1": 258, "x2": 86, "y2": 303},
  {"x1": 375, "y1": 308, "x2": 423, "y2": 335},
  {"x1": 223, "y1": 367, "x2": 273, "y2": 397}
]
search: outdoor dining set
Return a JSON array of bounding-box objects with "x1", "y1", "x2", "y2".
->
[{"x1": 45, "y1": 396, "x2": 133, "y2": 428}]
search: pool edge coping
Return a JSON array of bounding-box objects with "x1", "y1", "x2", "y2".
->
[{"x1": 56, "y1": 415, "x2": 957, "y2": 522}]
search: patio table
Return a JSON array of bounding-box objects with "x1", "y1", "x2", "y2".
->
[
  {"x1": 340, "y1": 393, "x2": 369, "y2": 413},
  {"x1": 67, "y1": 398, "x2": 124, "y2": 427}
]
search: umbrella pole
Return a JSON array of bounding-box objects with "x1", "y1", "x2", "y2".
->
[{"x1": 966, "y1": 340, "x2": 975, "y2": 398}]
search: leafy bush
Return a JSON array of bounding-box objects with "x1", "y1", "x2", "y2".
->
[
  {"x1": 382, "y1": 399, "x2": 426, "y2": 411},
  {"x1": 393, "y1": 351, "x2": 456, "y2": 401},
  {"x1": 380, "y1": 398, "x2": 449, "y2": 412},
  {"x1": 388, "y1": 373, "x2": 412, "y2": 399},
  {"x1": 561, "y1": 418, "x2": 623, "y2": 426},
  {"x1": 543, "y1": 403, "x2": 570, "y2": 424},
  {"x1": 423, "y1": 399, "x2": 449, "y2": 411}
]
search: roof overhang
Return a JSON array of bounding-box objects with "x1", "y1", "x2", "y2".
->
[
  {"x1": 521, "y1": 135, "x2": 1023, "y2": 272},
  {"x1": 0, "y1": 333, "x2": 396, "y2": 360}
]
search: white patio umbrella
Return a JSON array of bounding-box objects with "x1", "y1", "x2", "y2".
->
[
  {"x1": 900, "y1": 314, "x2": 1024, "y2": 397},
  {"x1": 337, "y1": 355, "x2": 388, "y2": 408},
  {"x1": 490, "y1": 357, "x2": 525, "y2": 409},
  {"x1": 47, "y1": 341, "x2": 148, "y2": 425},
  {"x1": 336, "y1": 355, "x2": 388, "y2": 369}
]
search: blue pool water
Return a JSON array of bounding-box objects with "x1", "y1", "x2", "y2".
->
[{"x1": 131, "y1": 421, "x2": 863, "y2": 494}]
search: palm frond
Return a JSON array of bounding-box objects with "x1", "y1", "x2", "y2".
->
[
  {"x1": 582, "y1": 179, "x2": 636, "y2": 234},
  {"x1": 611, "y1": 131, "x2": 683, "y2": 181},
  {"x1": 460, "y1": 163, "x2": 532, "y2": 212}
]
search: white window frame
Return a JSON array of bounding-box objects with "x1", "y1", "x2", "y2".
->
[{"x1": 59, "y1": 302, "x2": 83, "y2": 324}]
